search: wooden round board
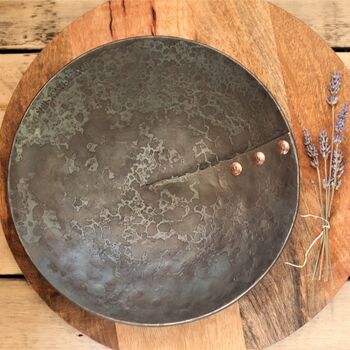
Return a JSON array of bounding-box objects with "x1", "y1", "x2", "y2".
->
[{"x1": 0, "y1": 1, "x2": 350, "y2": 349}]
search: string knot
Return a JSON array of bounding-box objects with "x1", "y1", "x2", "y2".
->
[
  {"x1": 300, "y1": 214, "x2": 330, "y2": 229},
  {"x1": 285, "y1": 214, "x2": 329, "y2": 269}
]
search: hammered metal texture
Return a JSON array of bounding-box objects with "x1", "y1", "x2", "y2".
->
[{"x1": 8, "y1": 37, "x2": 299, "y2": 325}]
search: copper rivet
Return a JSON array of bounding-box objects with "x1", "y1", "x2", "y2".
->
[
  {"x1": 230, "y1": 162, "x2": 242, "y2": 176},
  {"x1": 277, "y1": 140, "x2": 290, "y2": 155},
  {"x1": 253, "y1": 151, "x2": 265, "y2": 165}
]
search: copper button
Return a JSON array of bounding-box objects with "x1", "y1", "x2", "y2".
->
[
  {"x1": 277, "y1": 140, "x2": 290, "y2": 155},
  {"x1": 230, "y1": 162, "x2": 242, "y2": 176},
  {"x1": 253, "y1": 151, "x2": 265, "y2": 165}
]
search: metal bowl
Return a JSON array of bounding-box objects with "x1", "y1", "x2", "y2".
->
[{"x1": 8, "y1": 37, "x2": 299, "y2": 325}]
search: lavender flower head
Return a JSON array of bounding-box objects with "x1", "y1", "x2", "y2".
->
[
  {"x1": 332, "y1": 149, "x2": 343, "y2": 174},
  {"x1": 329, "y1": 71, "x2": 341, "y2": 95},
  {"x1": 327, "y1": 71, "x2": 341, "y2": 106},
  {"x1": 334, "y1": 102, "x2": 349, "y2": 143},
  {"x1": 303, "y1": 129, "x2": 319, "y2": 167},
  {"x1": 331, "y1": 149, "x2": 345, "y2": 190},
  {"x1": 319, "y1": 130, "x2": 330, "y2": 158}
]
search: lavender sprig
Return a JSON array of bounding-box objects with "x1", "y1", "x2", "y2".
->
[
  {"x1": 319, "y1": 130, "x2": 330, "y2": 158},
  {"x1": 332, "y1": 149, "x2": 343, "y2": 174},
  {"x1": 327, "y1": 71, "x2": 341, "y2": 106},
  {"x1": 329, "y1": 71, "x2": 341, "y2": 94},
  {"x1": 331, "y1": 150, "x2": 345, "y2": 190},
  {"x1": 335, "y1": 159, "x2": 345, "y2": 190},
  {"x1": 303, "y1": 129, "x2": 319, "y2": 168},
  {"x1": 334, "y1": 102, "x2": 349, "y2": 144}
]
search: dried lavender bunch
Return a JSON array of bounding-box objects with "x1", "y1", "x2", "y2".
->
[
  {"x1": 327, "y1": 71, "x2": 341, "y2": 106},
  {"x1": 287, "y1": 71, "x2": 348, "y2": 282}
]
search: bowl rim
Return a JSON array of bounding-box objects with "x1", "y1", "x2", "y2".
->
[{"x1": 7, "y1": 35, "x2": 300, "y2": 327}]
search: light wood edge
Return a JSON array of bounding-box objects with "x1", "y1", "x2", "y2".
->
[
  {"x1": 1, "y1": 1, "x2": 350, "y2": 49},
  {"x1": 0, "y1": 53, "x2": 36, "y2": 275},
  {"x1": 116, "y1": 304, "x2": 246, "y2": 350},
  {"x1": 0, "y1": 279, "x2": 108, "y2": 350},
  {"x1": 267, "y1": 281, "x2": 350, "y2": 350}
]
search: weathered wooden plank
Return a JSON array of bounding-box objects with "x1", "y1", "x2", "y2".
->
[
  {"x1": 0, "y1": 279, "x2": 108, "y2": 349},
  {"x1": 0, "y1": 225, "x2": 21, "y2": 274},
  {"x1": 1, "y1": 1, "x2": 350, "y2": 49},
  {"x1": 337, "y1": 52, "x2": 350, "y2": 67},
  {"x1": 269, "y1": 281, "x2": 350, "y2": 350},
  {"x1": 0, "y1": 53, "x2": 35, "y2": 123},
  {"x1": 272, "y1": 0, "x2": 350, "y2": 48},
  {"x1": 0, "y1": 0, "x2": 103, "y2": 49},
  {"x1": 116, "y1": 304, "x2": 246, "y2": 350},
  {"x1": 0, "y1": 53, "x2": 35, "y2": 275},
  {"x1": 0, "y1": 279, "x2": 349, "y2": 349}
]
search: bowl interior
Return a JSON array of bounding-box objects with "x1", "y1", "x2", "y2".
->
[{"x1": 8, "y1": 37, "x2": 298, "y2": 325}]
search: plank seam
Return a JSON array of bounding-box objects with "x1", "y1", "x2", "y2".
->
[
  {"x1": 0, "y1": 275, "x2": 25, "y2": 279},
  {"x1": 333, "y1": 47, "x2": 350, "y2": 52},
  {"x1": 0, "y1": 49, "x2": 41, "y2": 54}
]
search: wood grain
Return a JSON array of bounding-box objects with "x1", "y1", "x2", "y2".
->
[
  {"x1": 1, "y1": 1, "x2": 350, "y2": 350},
  {"x1": 238, "y1": 4, "x2": 350, "y2": 348},
  {"x1": 268, "y1": 281, "x2": 350, "y2": 350},
  {"x1": 1, "y1": 1, "x2": 350, "y2": 49},
  {"x1": 116, "y1": 304, "x2": 246, "y2": 350}
]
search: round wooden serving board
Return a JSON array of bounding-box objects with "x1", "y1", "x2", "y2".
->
[{"x1": 1, "y1": 1, "x2": 350, "y2": 349}]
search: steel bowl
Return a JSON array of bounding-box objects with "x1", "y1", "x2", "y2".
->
[{"x1": 8, "y1": 37, "x2": 299, "y2": 325}]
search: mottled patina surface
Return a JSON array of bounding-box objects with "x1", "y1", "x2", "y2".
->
[{"x1": 8, "y1": 37, "x2": 298, "y2": 325}]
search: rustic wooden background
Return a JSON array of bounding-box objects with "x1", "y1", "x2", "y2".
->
[{"x1": 1, "y1": 1, "x2": 350, "y2": 349}]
